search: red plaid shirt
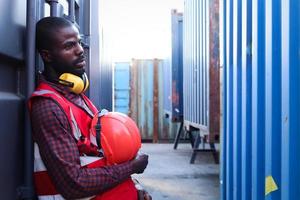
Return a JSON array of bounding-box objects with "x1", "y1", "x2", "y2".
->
[{"x1": 30, "y1": 79, "x2": 133, "y2": 199}]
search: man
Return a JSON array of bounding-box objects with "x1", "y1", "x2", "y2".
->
[{"x1": 29, "y1": 16, "x2": 151, "y2": 200}]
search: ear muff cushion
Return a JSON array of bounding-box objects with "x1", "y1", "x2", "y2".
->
[
  {"x1": 82, "y1": 73, "x2": 89, "y2": 92},
  {"x1": 59, "y1": 73, "x2": 87, "y2": 94}
]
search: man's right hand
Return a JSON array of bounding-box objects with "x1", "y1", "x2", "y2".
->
[{"x1": 131, "y1": 152, "x2": 149, "y2": 174}]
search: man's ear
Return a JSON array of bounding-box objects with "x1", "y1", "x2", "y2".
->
[{"x1": 39, "y1": 49, "x2": 52, "y2": 62}]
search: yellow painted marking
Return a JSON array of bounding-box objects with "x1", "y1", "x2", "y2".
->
[{"x1": 265, "y1": 176, "x2": 278, "y2": 196}]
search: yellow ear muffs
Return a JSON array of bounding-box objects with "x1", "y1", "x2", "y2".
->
[{"x1": 59, "y1": 73, "x2": 89, "y2": 94}]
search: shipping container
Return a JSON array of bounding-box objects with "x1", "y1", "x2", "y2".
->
[
  {"x1": 90, "y1": 0, "x2": 112, "y2": 111},
  {"x1": 163, "y1": 9, "x2": 184, "y2": 122},
  {"x1": 163, "y1": 58, "x2": 172, "y2": 116},
  {"x1": 221, "y1": 0, "x2": 300, "y2": 200},
  {"x1": 0, "y1": 2, "x2": 27, "y2": 199},
  {"x1": 98, "y1": 38, "x2": 113, "y2": 111},
  {"x1": 162, "y1": 58, "x2": 181, "y2": 143},
  {"x1": 0, "y1": 1, "x2": 109, "y2": 198},
  {"x1": 113, "y1": 62, "x2": 131, "y2": 114},
  {"x1": 183, "y1": 0, "x2": 220, "y2": 142},
  {"x1": 128, "y1": 59, "x2": 179, "y2": 142}
]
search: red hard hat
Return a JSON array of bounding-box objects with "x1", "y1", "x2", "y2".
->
[{"x1": 91, "y1": 111, "x2": 141, "y2": 165}]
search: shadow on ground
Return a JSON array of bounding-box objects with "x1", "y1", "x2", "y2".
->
[{"x1": 133, "y1": 143, "x2": 220, "y2": 200}]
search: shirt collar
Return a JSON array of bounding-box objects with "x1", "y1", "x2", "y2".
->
[{"x1": 39, "y1": 75, "x2": 72, "y2": 96}]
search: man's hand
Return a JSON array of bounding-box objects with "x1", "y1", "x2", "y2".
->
[
  {"x1": 142, "y1": 190, "x2": 152, "y2": 200},
  {"x1": 133, "y1": 178, "x2": 152, "y2": 200},
  {"x1": 131, "y1": 152, "x2": 149, "y2": 174}
]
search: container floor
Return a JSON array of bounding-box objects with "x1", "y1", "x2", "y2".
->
[{"x1": 133, "y1": 143, "x2": 220, "y2": 200}]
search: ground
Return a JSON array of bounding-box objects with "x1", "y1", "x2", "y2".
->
[{"x1": 133, "y1": 143, "x2": 220, "y2": 200}]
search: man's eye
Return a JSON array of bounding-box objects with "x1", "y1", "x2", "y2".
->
[
  {"x1": 65, "y1": 43, "x2": 73, "y2": 49},
  {"x1": 64, "y1": 41, "x2": 82, "y2": 49}
]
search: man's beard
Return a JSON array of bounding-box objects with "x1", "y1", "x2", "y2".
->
[
  {"x1": 52, "y1": 61, "x2": 85, "y2": 77},
  {"x1": 69, "y1": 67, "x2": 85, "y2": 77},
  {"x1": 71, "y1": 55, "x2": 86, "y2": 76}
]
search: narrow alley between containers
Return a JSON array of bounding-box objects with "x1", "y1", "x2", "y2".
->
[{"x1": 133, "y1": 143, "x2": 220, "y2": 200}]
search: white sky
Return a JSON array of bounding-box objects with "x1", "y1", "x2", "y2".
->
[{"x1": 100, "y1": 0, "x2": 184, "y2": 61}]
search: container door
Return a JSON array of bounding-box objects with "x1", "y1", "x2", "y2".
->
[{"x1": 114, "y1": 62, "x2": 131, "y2": 114}]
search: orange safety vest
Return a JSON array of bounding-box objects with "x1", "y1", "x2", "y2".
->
[{"x1": 29, "y1": 82, "x2": 137, "y2": 200}]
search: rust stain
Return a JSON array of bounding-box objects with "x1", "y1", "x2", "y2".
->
[
  {"x1": 129, "y1": 59, "x2": 138, "y2": 121},
  {"x1": 172, "y1": 80, "x2": 179, "y2": 106},
  {"x1": 208, "y1": 0, "x2": 220, "y2": 142},
  {"x1": 153, "y1": 59, "x2": 159, "y2": 143},
  {"x1": 128, "y1": 59, "x2": 173, "y2": 142}
]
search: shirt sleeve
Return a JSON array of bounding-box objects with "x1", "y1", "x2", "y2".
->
[{"x1": 30, "y1": 97, "x2": 134, "y2": 199}]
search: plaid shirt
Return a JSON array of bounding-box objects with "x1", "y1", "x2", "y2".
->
[{"x1": 30, "y1": 79, "x2": 133, "y2": 199}]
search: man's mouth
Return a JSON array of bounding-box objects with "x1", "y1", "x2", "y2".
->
[{"x1": 75, "y1": 57, "x2": 86, "y2": 68}]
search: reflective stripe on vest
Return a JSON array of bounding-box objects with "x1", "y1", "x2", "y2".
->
[
  {"x1": 37, "y1": 194, "x2": 92, "y2": 200},
  {"x1": 31, "y1": 89, "x2": 84, "y2": 142},
  {"x1": 37, "y1": 194, "x2": 64, "y2": 200},
  {"x1": 69, "y1": 107, "x2": 83, "y2": 141},
  {"x1": 32, "y1": 89, "x2": 59, "y2": 96},
  {"x1": 34, "y1": 143, "x2": 103, "y2": 171},
  {"x1": 34, "y1": 143, "x2": 99, "y2": 200}
]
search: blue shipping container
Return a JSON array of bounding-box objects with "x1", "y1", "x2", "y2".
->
[
  {"x1": 183, "y1": 0, "x2": 210, "y2": 131},
  {"x1": 221, "y1": 0, "x2": 300, "y2": 200},
  {"x1": 113, "y1": 62, "x2": 131, "y2": 114},
  {"x1": 163, "y1": 57, "x2": 172, "y2": 116},
  {"x1": 89, "y1": 0, "x2": 113, "y2": 111},
  {"x1": 183, "y1": 0, "x2": 220, "y2": 141},
  {"x1": 170, "y1": 9, "x2": 184, "y2": 122}
]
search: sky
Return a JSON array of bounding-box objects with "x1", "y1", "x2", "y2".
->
[{"x1": 100, "y1": 0, "x2": 184, "y2": 61}]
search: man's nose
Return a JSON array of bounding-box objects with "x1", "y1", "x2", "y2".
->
[{"x1": 75, "y1": 42, "x2": 84, "y2": 55}]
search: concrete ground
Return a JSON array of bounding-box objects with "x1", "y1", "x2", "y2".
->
[{"x1": 132, "y1": 143, "x2": 220, "y2": 200}]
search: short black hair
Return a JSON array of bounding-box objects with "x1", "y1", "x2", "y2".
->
[{"x1": 36, "y1": 17, "x2": 74, "y2": 51}]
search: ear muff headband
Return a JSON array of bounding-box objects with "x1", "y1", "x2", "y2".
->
[{"x1": 59, "y1": 73, "x2": 89, "y2": 94}]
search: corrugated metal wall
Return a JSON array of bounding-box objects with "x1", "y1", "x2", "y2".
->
[
  {"x1": 208, "y1": 0, "x2": 221, "y2": 142},
  {"x1": 98, "y1": 52, "x2": 113, "y2": 111},
  {"x1": 162, "y1": 57, "x2": 180, "y2": 141},
  {"x1": 113, "y1": 62, "x2": 130, "y2": 114},
  {"x1": 129, "y1": 59, "x2": 162, "y2": 141},
  {"x1": 170, "y1": 9, "x2": 184, "y2": 122},
  {"x1": 0, "y1": 2, "x2": 26, "y2": 198},
  {"x1": 183, "y1": 0, "x2": 220, "y2": 141},
  {"x1": 221, "y1": 0, "x2": 300, "y2": 200},
  {"x1": 79, "y1": 0, "x2": 113, "y2": 111},
  {"x1": 95, "y1": 0, "x2": 113, "y2": 111},
  {"x1": 129, "y1": 59, "x2": 179, "y2": 141},
  {"x1": 0, "y1": 1, "x2": 31, "y2": 199},
  {"x1": 183, "y1": 0, "x2": 209, "y2": 131},
  {"x1": 163, "y1": 58, "x2": 172, "y2": 115}
]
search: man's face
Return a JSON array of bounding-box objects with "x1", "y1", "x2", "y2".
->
[{"x1": 47, "y1": 25, "x2": 86, "y2": 76}]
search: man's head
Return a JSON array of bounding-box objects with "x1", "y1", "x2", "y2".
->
[{"x1": 36, "y1": 17, "x2": 86, "y2": 77}]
